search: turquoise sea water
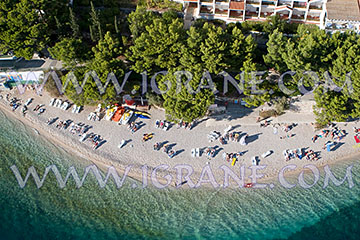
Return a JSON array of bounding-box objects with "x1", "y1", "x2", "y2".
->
[{"x1": 0, "y1": 109, "x2": 360, "y2": 240}]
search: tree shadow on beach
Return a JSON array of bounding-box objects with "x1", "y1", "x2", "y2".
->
[
  {"x1": 247, "y1": 133, "x2": 262, "y2": 144},
  {"x1": 213, "y1": 147, "x2": 223, "y2": 157},
  {"x1": 332, "y1": 142, "x2": 345, "y2": 152},
  {"x1": 230, "y1": 124, "x2": 241, "y2": 131},
  {"x1": 168, "y1": 143, "x2": 177, "y2": 149},
  {"x1": 48, "y1": 117, "x2": 58, "y2": 125},
  {"x1": 160, "y1": 140, "x2": 169, "y2": 147},
  {"x1": 241, "y1": 150, "x2": 248, "y2": 156},
  {"x1": 123, "y1": 139, "x2": 132, "y2": 148},
  {"x1": 136, "y1": 121, "x2": 146, "y2": 131},
  {"x1": 95, "y1": 140, "x2": 107, "y2": 149},
  {"x1": 209, "y1": 104, "x2": 254, "y2": 121},
  {"x1": 174, "y1": 149, "x2": 185, "y2": 157},
  {"x1": 84, "y1": 126, "x2": 92, "y2": 133}
]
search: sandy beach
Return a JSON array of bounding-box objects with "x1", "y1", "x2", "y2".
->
[{"x1": 1, "y1": 88, "x2": 360, "y2": 188}]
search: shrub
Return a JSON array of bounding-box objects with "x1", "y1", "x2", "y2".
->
[
  {"x1": 146, "y1": 92, "x2": 164, "y2": 107},
  {"x1": 259, "y1": 109, "x2": 277, "y2": 119},
  {"x1": 274, "y1": 96, "x2": 289, "y2": 115}
]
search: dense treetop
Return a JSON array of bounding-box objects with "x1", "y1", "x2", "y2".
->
[{"x1": 2, "y1": 2, "x2": 360, "y2": 125}]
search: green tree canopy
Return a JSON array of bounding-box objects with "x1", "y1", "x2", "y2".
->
[
  {"x1": 128, "y1": 16, "x2": 185, "y2": 74},
  {"x1": 0, "y1": 0, "x2": 68, "y2": 59},
  {"x1": 200, "y1": 23, "x2": 229, "y2": 74},
  {"x1": 127, "y1": 6, "x2": 157, "y2": 40},
  {"x1": 88, "y1": 31, "x2": 124, "y2": 102},
  {"x1": 48, "y1": 38, "x2": 89, "y2": 68},
  {"x1": 159, "y1": 69, "x2": 215, "y2": 122},
  {"x1": 263, "y1": 28, "x2": 288, "y2": 72}
]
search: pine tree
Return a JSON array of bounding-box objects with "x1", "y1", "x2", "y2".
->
[
  {"x1": 159, "y1": 69, "x2": 215, "y2": 122},
  {"x1": 69, "y1": 7, "x2": 80, "y2": 38},
  {"x1": 263, "y1": 28, "x2": 288, "y2": 72},
  {"x1": 128, "y1": 17, "x2": 185, "y2": 74},
  {"x1": 89, "y1": 1, "x2": 102, "y2": 41},
  {"x1": 114, "y1": 16, "x2": 119, "y2": 34},
  {"x1": 179, "y1": 26, "x2": 206, "y2": 73},
  {"x1": 48, "y1": 38, "x2": 87, "y2": 68},
  {"x1": 200, "y1": 23, "x2": 229, "y2": 74},
  {"x1": 127, "y1": 6, "x2": 156, "y2": 39},
  {"x1": 226, "y1": 26, "x2": 256, "y2": 71}
]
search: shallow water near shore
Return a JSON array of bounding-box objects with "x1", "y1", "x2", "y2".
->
[{"x1": 0, "y1": 109, "x2": 360, "y2": 240}]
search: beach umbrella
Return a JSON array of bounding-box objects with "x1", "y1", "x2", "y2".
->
[
  {"x1": 224, "y1": 125, "x2": 232, "y2": 133},
  {"x1": 326, "y1": 142, "x2": 334, "y2": 152},
  {"x1": 273, "y1": 127, "x2": 278, "y2": 135},
  {"x1": 240, "y1": 135, "x2": 247, "y2": 146}
]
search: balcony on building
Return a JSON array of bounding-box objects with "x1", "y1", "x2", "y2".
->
[
  {"x1": 215, "y1": 7, "x2": 229, "y2": 16},
  {"x1": 229, "y1": 9, "x2": 244, "y2": 19},
  {"x1": 245, "y1": 11, "x2": 259, "y2": 18},
  {"x1": 184, "y1": 0, "x2": 199, "y2": 2},
  {"x1": 261, "y1": 0, "x2": 276, "y2": 7},
  {"x1": 277, "y1": 0, "x2": 292, "y2": 5},
  {"x1": 309, "y1": 3, "x2": 323, "y2": 11},
  {"x1": 201, "y1": 0, "x2": 213, "y2": 3},
  {"x1": 229, "y1": 0, "x2": 245, "y2": 10},
  {"x1": 291, "y1": 14, "x2": 305, "y2": 20},
  {"x1": 246, "y1": 0, "x2": 261, "y2": 5},
  {"x1": 259, "y1": 11, "x2": 273, "y2": 18},
  {"x1": 200, "y1": 6, "x2": 214, "y2": 14},
  {"x1": 307, "y1": 15, "x2": 321, "y2": 22},
  {"x1": 279, "y1": 13, "x2": 290, "y2": 20},
  {"x1": 215, "y1": 0, "x2": 228, "y2": 3},
  {"x1": 293, "y1": 1, "x2": 307, "y2": 9}
]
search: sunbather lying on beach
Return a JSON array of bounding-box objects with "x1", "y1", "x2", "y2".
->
[{"x1": 142, "y1": 133, "x2": 153, "y2": 142}]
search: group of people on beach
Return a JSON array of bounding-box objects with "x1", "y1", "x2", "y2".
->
[
  {"x1": 219, "y1": 132, "x2": 241, "y2": 145},
  {"x1": 312, "y1": 126, "x2": 346, "y2": 143},
  {"x1": 142, "y1": 133, "x2": 153, "y2": 142},
  {"x1": 153, "y1": 142, "x2": 176, "y2": 158},
  {"x1": 204, "y1": 147, "x2": 216, "y2": 159},
  {"x1": 284, "y1": 148, "x2": 319, "y2": 161},
  {"x1": 223, "y1": 152, "x2": 244, "y2": 166},
  {"x1": 178, "y1": 120, "x2": 194, "y2": 130},
  {"x1": 33, "y1": 104, "x2": 45, "y2": 115},
  {"x1": 155, "y1": 120, "x2": 170, "y2": 131},
  {"x1": 128, "y1": 122, "x2": 139, "y2": 133}
]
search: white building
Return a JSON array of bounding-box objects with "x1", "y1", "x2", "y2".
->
[
  {"x1": 177, "y1": 0, "x2": 327, "y2": 27},
  {"x1": 325, "y1": 0, "x2": 360, "y2": 33},
  {"x1": 177, "y1": 0, "x2": 360, "y2": 31}
]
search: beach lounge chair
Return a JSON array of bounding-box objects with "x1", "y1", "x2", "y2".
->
[
  {"x1": 251, "y1": 156, "x2": 257, "y2": 166},
  {"x1": 49, "y1": 98, "x2": 55, "y2": 106},
  {"x1": 61, "y1": 101, "x2": 69, "y2": 111},
  {"x1": 164, "y1": 122, "x2": 169, "y2": 131},
  {"x1": 283, "y1": 150, "x2": 289, "y2": 161},
  {"x1": 354, "y1": 135, "x2": 360, "y2": 144},
  {"x1": 196, "y1": 148, "x2": 200, "y2": 157},
  {"x1": 191, "y1": 148, "x2": 196, "y2": 157},
  {"x1": 326, "y1": 142, "x2": 334, "y2": 152},
  {"x1": 224, "y1": 125, "x2": 232, "y2": 134},
  {"x1": 75, "y1": 105, "x2": 81, "y2": 113},
  {"x1": 231, "y1": 157, "x2": 237, "y2": 166},
  {"x1": 55, "y1": 99, "x2": 62, "y2": 108},
  {"x1": 240, "y1": 135, "x2": 247, "y2": 146},
  {"x1": 79, "y1": 133, "x2": 88, "y2": 142},
  {"x1": 25, "y1": 98, "x2": 33, "y2": 106},
  {"x1": 261, "y1": 150, "x2": 272, "y2": 158},
  {"x1": 118, "y1": 140, "x2": 126, "y2": 149},
  {"x1": 95, "y1": 104, "x2": 101, "y2": 113}
]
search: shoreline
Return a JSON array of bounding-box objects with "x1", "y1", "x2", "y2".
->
[{"x1": 1, "y1": 89, "x2": 360, "y2": 189}]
